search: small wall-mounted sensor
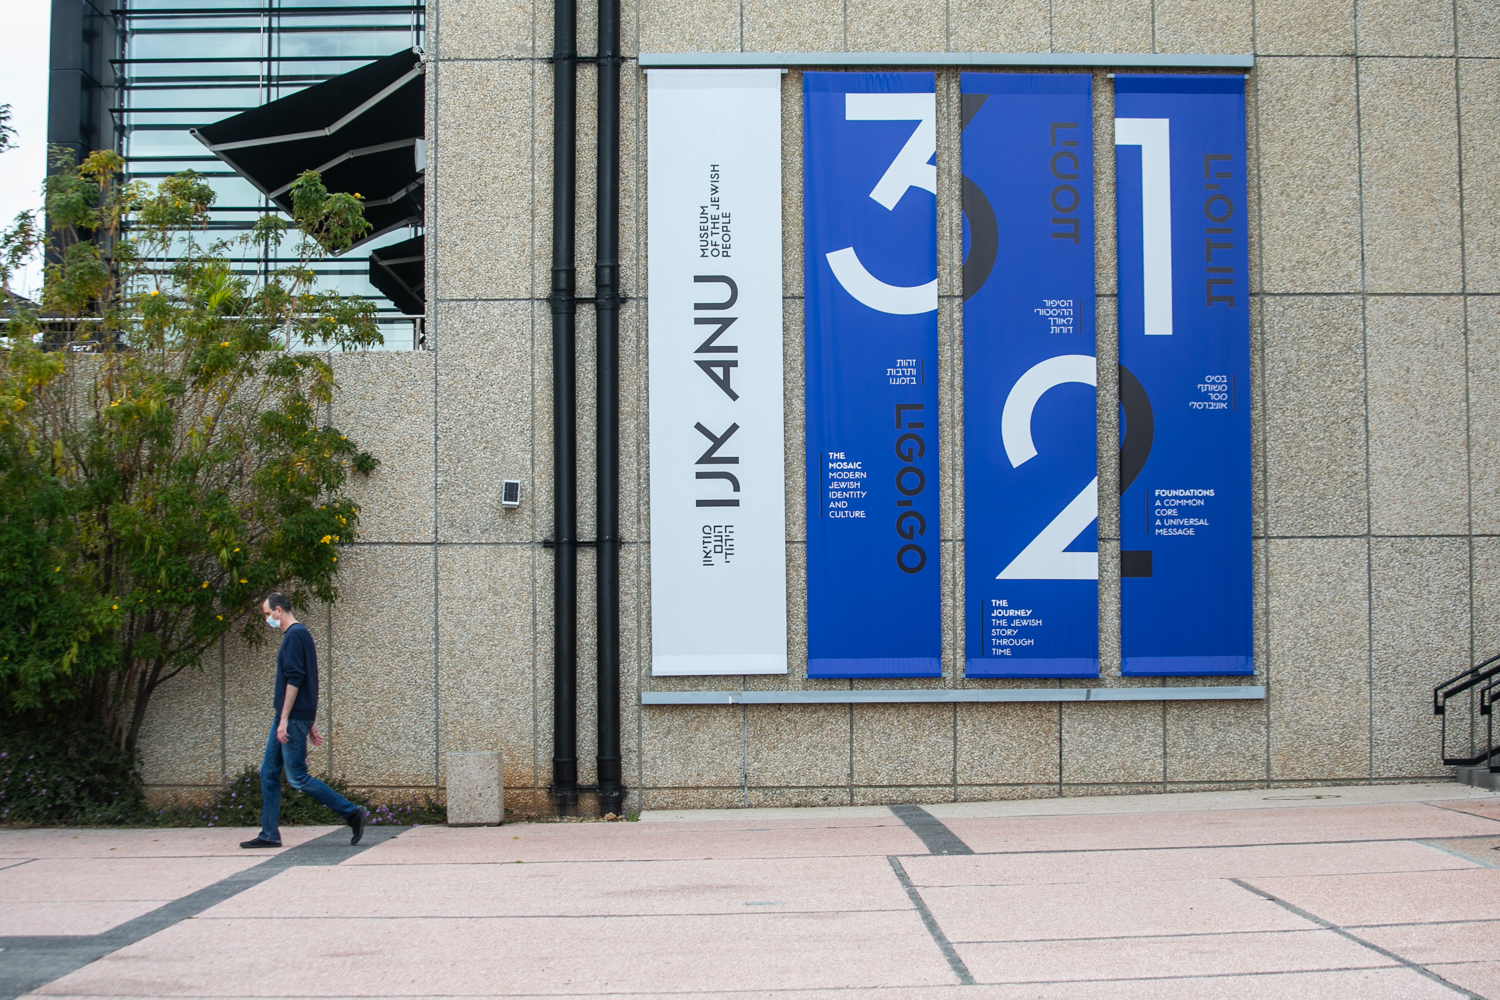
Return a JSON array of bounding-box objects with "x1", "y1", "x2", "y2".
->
[{"x1": 501, "y1": 480, "x2": 522, "y2": 507}]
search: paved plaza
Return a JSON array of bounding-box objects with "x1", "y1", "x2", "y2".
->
[{"x1": 3, "y1": 783, "x2": 1500, "y2": 999}]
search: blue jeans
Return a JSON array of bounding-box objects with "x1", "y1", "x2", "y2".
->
[{"x1": 259, "y1": 718, "x2": 359, "y2": 843}]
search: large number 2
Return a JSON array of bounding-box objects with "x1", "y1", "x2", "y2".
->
[
  {"x1": 826, "y1": 92, "x2": 939, "y2": 316},
  {"x1": 997, "y1": 355, "x2": 1099, "y2": 581}
]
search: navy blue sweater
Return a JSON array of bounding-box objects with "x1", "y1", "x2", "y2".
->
[{"x1": 274, "y1": 623, "x2": 319, "y2": 721}]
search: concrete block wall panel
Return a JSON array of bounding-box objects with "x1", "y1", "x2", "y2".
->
[
  {"x1": 327, "y1": 545, "x2": 439, "y2": 792},
  {"x1": 136, "y1": 649, "x2": 229, "y2": 801},
  {"x1": 1471, "y1": 298, "x2": 1500, "y2": 532},
  {"x1": 331, "y1": 353, "x2": 437, "y2": 544},
  {"x1": 1267, "y1": 537, "x2": 1370, "y2": 782},
  {"x1": 1369, "y1": 537, "x2": 1468, "y2": 779},
  {"x1": 1457, "y1": 0, "x2": 1500, "y2": 56},
  {"x1": 1357, "y1": 57, "x2": 1462, "y2": 294},
  {"x1": 947, "y1": 0, "x2": 1050, "y2": 52},
  {"x1": 1365, "y1": 296, "x2": 1469, "y2": 536},
  {"x1": 138, "y1": 0, "x2": 1494, "y2": 809},
  {"x1": 1255, "y1": 0, "x2": 1355, "y2": 55},
  {"x1": 435, "y1": 545, "x2": 536, "y2": 792},
  {"x1": 1460, "y1": 60, "x2": 1500, "y2": 292},
  {"x1": 1254, "y1": 57, "x2": 1362, "y2": 294}
]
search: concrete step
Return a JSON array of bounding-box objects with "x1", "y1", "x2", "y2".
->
[{"x1": 1456, "y1": 763, "x2": 1500, "y2": 791}]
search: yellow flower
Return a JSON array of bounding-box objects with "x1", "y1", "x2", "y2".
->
[
  {"x1": 54, "y1": 566, "x2": 60, "y2": 572},
  {"x1": 202, "y1": 581, "x2": 209, "y2": 588},
  {"x1": 233, "y1": 547, "x2": 239, "y2": 552},
  {"x1": 320, "y1": 535, "x2": 332, "y2": 544},
  {"x1": 149, "y1": 290, "x2": 158, "y2": 296},
  {"x1": 239, "y1": 578, "x2": 247, "y2": 584},
  {"x1": 220, "y1": 341, "x2": 229, "y2": 347},
  {"x1": 112, "y1": 605, "x2": 118, "y2": 610},
  {"x1": 217, "y1": 615, "x2": 223, "y2": 620},
  {"x1": 332, "y1": 557, "x2": 337, "y2": 562}
]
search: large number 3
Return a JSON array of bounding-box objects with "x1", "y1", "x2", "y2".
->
[
  {"x1": 997, "y1": 355, "x2": 1099, "y2": 580},
  {"x1": 826, "y1": 93, "x2": 939, "y2": 316}
]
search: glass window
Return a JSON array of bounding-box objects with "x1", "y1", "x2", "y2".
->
[{"x1": 119, "y1": 0, "x2": 425, "y2": 349}]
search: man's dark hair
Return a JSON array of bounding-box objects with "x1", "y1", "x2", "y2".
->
[{"x1": 265, "y1": 592, "x2": 292, "y2": 613}]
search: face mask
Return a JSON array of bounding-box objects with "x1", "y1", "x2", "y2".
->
[{"x1": 266, "y1": 614, "x2": 279, "y2": 629}]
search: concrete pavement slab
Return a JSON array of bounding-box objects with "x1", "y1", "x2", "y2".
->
[
  {"x1": 921, "y1": 877, "x2": 1319, "y2": 943},
  {"x1": 12, "y1": 786, "x2": 1500, "y2": 1000},
  {"x1": 939, "y1": 801, "x2": 1500, "y2": 853},
  {"x1": 200, "y1": 854, "x2": 914, "y2": 918},
  {"x1": 26, "y1": 973, "x2": 1471, "y2": 1000},
  {"x1": 921, "y1": 782, "x2": 1496, "y2": 818},
  {"x1": 345, "y1": 817, "x2": 928, "y2": 864},
  {"x1": 955, "y1": 927, "x2": 1392, "y2": 984},
  {"x1": 37, "y1": 911, "x2": 962, "y2": 996},
  {"x1": 0, "y1": 901, "x2": 165, "y2": 937},
  {"x1": 1354, "y1": 919, "x2": 1500, "y2": 965},
  {"x1": 0, "y1": 857, "x2": 262, "y2": 901},
  {"x1": 1247, "y1": 867, "x2": 1500, "y2": 925},
  {"x1": 1429, "y1": 961, "x2": 1500, "y2": 1000},
  {"x1": 0, "y1": 828, "x2": 334, "y2": 859},
  {"x1": 901, "y1": 839, "x2": 1478, "y2": 887}
]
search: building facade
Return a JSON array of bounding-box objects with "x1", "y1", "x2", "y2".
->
[{"x1": 135, "y1": 0, "x2": 1499, "y2": 814}]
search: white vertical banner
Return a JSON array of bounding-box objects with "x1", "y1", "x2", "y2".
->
[{"x1": 648, "y1": 69, "x2": 786, "y2": 676}]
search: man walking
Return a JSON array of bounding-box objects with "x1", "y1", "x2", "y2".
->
[{"x1": 240, "y1": 592, "x2": 367, "y2": 848}]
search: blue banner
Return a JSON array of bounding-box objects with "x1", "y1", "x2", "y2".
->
[
  {"x1": 960, "y1": 74, "x2": 1098, "y2": 679},
  {"x1": 1114, "y1": 75, "x2": 1252, "y2": 676},
  {"x1": 803, "y1": 72, "x2": 941, "y2": 678}
]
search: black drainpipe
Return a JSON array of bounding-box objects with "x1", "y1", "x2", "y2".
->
[
  {"x1": 593, "y1": 0, "x2": 626, "y2": 817},
  {"x1": 549, "y1": 0, "x2": 579, "y2": 814}
]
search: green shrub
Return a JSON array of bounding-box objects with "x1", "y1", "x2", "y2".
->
[
  {"x1": 0, "y1": 720, "x2": 445, "y2": 828},
  {"x1": 0, "y1": 719, "x2": 144, "y2": 825},
  {"x1": 156, "y1": 765, "x2": 445, "y2": 828}
]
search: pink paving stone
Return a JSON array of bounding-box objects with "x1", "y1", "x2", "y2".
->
[
  {"x1": 941, "y1": 801, "x2": 1500, "y2": 854},
  {"x1": 919, "y1": 877, "x2": 1314, "y2": 943},
  {"x1": 1247, "y1": 867, "x2": 1500, "y2": 926},
  {"x1": 1430, "y1": 961, "x2": 1500, "y2": 999},
  {"x1": 38, "y1": 911, "x2": 960, "y2": 996},
  {"x1": 344, "y1": 818, "x2": 927, "y2": 865},
  {"x1": 1433, "y1": 799, "x2": 1500, "y2": 823},
  {"x1": 0, "y1": 900, "x2": 164, "y2": 936},
  {"x1": 954, "y1": 927, "x2": 1390, "y2": 985},
  {"x1": 1353, "y1": 920, "x2": 1500, "y2": 965},
  {"x1": 0, "y1": 826, "x2": 335, "y2": 858},
  {"x1": 0, "y1": 856, "x2": 262, "y2": 902},
  {"x1": 27, "y1": 976, "x2": 1468, "y2": 1000},
  {"x1": 202, "y1": 854, "x2": 913, "y2": 918},
  {"x1": 900, "y1": 839, "x2": 1475, "y2": 888}
]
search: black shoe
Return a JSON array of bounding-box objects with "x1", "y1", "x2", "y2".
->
[
  {"x1": 240, "y1": 837, "x2": 281, "y2": 849},
  {"x1": 349, "y1": 806, "x2": 367, "y2": 846}
]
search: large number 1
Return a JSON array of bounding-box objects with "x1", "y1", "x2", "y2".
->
[
  {"x1": 825, "y1": 92, "x2": 939, "y2": 316},
  {"x1": 996, "y1": 355, "x2": 1099, "y2": 581},
  {"x1": 1114, "y1": 117, "x2": 1173, "y2": 336}
]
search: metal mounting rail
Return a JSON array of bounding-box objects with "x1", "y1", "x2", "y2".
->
[
  {"x1": 1434, "y1": 652, "x2": 1500, "y2": 766},
  {"x1": 643, "y1": 686, "x2": 1265, "y2": 705},
  {"x1": 638, "y1": 51, "x2": 1255, "y2": 69}
]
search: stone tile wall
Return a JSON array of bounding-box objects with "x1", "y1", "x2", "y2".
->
[{"x1": 138, "y1": 0, "x2": 1496, "y2": 813}]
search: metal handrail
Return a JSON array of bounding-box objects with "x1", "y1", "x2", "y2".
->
[
  {"x1": 1434, "y1": 652, "x2": 1500, "y2": 766},
  {"x1": 1480, "y1": 678, "x2": 1500, "y2": 772},
  {"x1": 1434, "y1": 652, "x2": 1500, "y2": 713}
]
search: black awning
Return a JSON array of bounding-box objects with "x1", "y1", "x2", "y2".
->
[
  {"x1": 369, "y1": 235, "x2": 424, "y2": 316},
  {"x1": 191, "y1": 48, "x2": 425, "y2": 250}
]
